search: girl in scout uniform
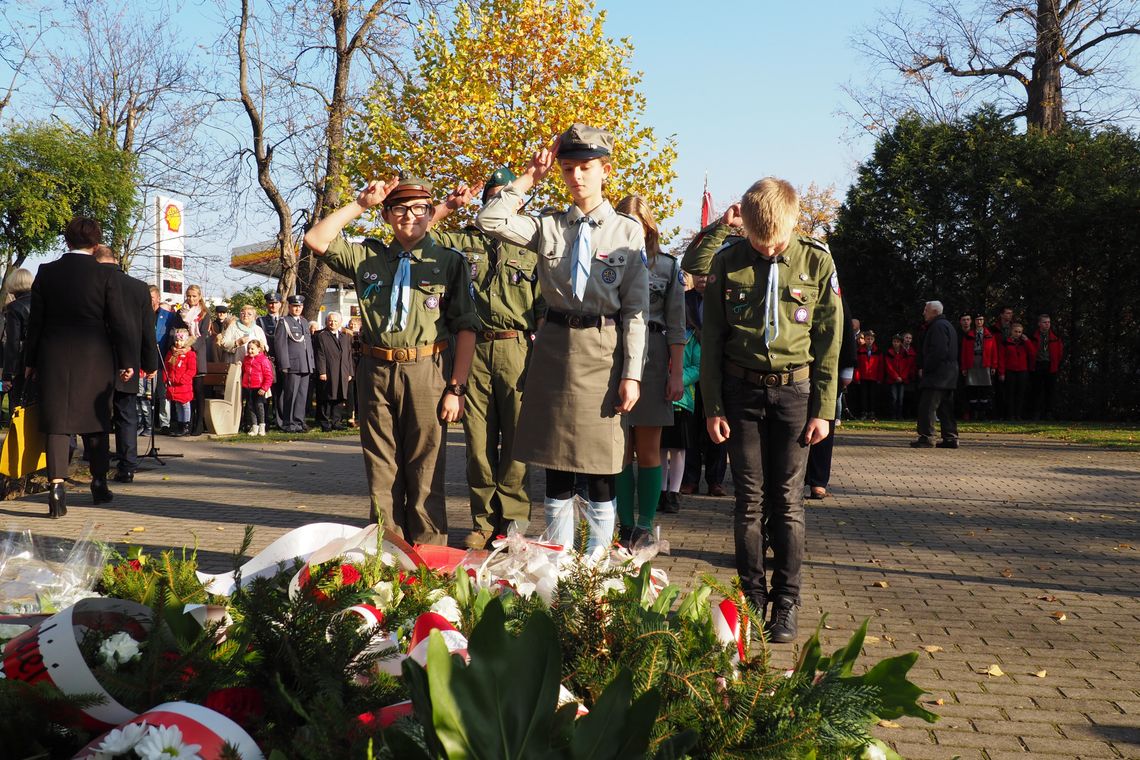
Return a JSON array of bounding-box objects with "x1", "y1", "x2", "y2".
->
[
  {"x1": 476, "y1": 124, "x2": 649, "y2": 554},
  {"x1": 612, "y1": 196, "x2": 685, "y2": 546}
]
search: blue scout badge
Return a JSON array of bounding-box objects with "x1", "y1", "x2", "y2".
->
[
  {"x1": 794, "y1": 306, "x2": 809, "y2": 323},
  {"x1": 601, "y1": 267, "x2": 617, "y2": 284}
]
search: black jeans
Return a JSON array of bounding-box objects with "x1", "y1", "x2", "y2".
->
[
  {"x1": 806, "y1": 419, "x2": 837, "y2": 489},
  {"x1": 1031, "y1": 364, "x2": 1057, "y2": 418},
  {"x1": 723, "y1": 374, "x2": 811, "y2": 606},
  {"x1": 112, "y1": 389, "x2": 139, "y2": 474},
  {"x1": 1005, "y1": 371, "x2": 1029, "y2": 420},
  {"x1": 917, "y1": 387, "x2": 958, "y2": 441},
  {"x1": 242, "y1": 388, "x2": 266, "y2": 428},
  {"x1": 683, "y1": 383, "x2": 727, "y2": 488}
]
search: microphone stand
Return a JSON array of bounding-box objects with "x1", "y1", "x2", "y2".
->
[{"x1": 139, "y1": 338, "x2": 183, "y2": 467}]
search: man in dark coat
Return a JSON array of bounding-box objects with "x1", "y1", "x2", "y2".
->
[
  {"x1": 912, "y1": 300, "x2": 960, "y2": 449},
  {"x1": 313, "y1": 311, "x2": 354, "y2": 431},
  {"x1": 257, "y1": 292, "x2": 284, "y2": 429},
  {"x1": 94, "y1": 247, "x2": 161, "y2": 482},
  {"x1": 272, "y1": 294, "x2": 315, "y2": 432}
]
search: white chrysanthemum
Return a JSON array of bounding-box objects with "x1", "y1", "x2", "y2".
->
[
  {"x1": 92, "y1": 721, "x2": 149, "y2": 755},
  {"x1": 133, "y1": 725, "x2": 202, "y2": 760},
  {"x1": 861, "y1": 741, "x2": 888, "y2": 760},
  {"x1": 429, "y1": 595, "x2": 462, "y2": 625},
  {"x1": 97, "y1": 631, "x2": 142, "y2": 670},
  {"x1": 370, "y1": 581, "x2": 402, "y2": 609}
]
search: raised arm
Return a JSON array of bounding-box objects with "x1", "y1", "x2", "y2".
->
[
  {"x1": 304, "y1": 177, "x2": 399, "y2": 255},
  {"x1": 475, "y1": 135, "x2": 560, "y2": 250}
]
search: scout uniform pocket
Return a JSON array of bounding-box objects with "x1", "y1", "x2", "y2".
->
[{"x1": 784, "y1": 285, "x2": 818, "y2": 325}]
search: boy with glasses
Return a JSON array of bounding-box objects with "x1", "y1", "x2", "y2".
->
[{"x1": 303, "y1": 176, "x2": 478, "y2": 545}]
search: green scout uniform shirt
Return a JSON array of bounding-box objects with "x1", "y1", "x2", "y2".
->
[
  {"x1": 694, "y1": 224, "x2": 844, "y2": 420},
  {"x1": 434, "y1": 227, "x2": 546, "y2": 331},
  {"x1": 323, "y1": 234, "x2": 480, "y2": 347}
]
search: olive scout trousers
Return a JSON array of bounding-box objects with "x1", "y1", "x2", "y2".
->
[
  {"x1": 461, "y1": 335, "x2": 531, "y2": 534},
  {"x1": 357, "y1": 352, "x2": 448, "y2": 545}
]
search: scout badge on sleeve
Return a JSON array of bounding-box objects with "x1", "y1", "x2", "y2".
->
[{"x1": 831, "y1": 270, "x2": 842, "y2": 296}]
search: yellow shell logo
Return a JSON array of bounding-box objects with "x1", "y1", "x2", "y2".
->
[{"x1": 164, "y1": 204, "x2": 182, "y2": 232}]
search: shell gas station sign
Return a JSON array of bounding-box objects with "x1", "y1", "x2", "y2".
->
[{"x1": 155, "y1": 196, "x2": 185, "y2": 303}]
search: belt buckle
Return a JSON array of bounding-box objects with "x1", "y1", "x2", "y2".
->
[
  {"x1": 568, "y1": 315, "x2": 583, "y2": 328},
  {"x1": 393, "y1": 347, "x2": 409, "y2": 362},
  {"x1": 763, "y1": 373, "x2": 779, "y2": 388},
  {"x1": 481, "y1": 330, "x2": 494, "y2": 341}
]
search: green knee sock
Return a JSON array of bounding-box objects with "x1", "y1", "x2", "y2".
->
[
  {"x1": 615, "y1": 464, "x2": 636, "y2": 527},
  {"x1": 636, "y1": 465, "x2": 663, "y2": 529}
]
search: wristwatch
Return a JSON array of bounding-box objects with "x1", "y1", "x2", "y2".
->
[{"x1": 445, "y1": 383, "x2": 467, "y2": 397}]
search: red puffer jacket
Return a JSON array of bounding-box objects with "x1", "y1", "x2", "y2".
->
[
  {"x1": 1027, "y1": 329, "x2": 1064, "y2": 373},
  {"x1": 165, "y1": 349, "x2": 197, "y2": 403},
  {"x1": 997, "y1": 336, "x2": 1032, "y2": 375},
  {"x1": 242, "y1": 351, "x2": 274, "y2": 391},
  {"x1": 960, "y1": 328, "x2": 998, "y2": 371},
  {"x1": 884, "y1": 348, "x2": 915, "y2": 384},
  {"x1": 855, "y1": 346, "x2": 884, "y2": 383}
]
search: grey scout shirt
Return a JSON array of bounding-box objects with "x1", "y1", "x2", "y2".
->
[
  {"x1": 476, "y1": 183, "x2": 650, "y2": 381},
  {"x1": 646, "y1": 252, "x2": 686, "y2": 345}
]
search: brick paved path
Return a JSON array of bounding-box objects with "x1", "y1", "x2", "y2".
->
[{"x1": 2, "y1": 428, "x2": 1138, "y2": 759}]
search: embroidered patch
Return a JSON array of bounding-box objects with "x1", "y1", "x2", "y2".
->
[
  {"x1": 511, "y1": 270, "x2": 522, "y2": 285},
  {"x1": 830, "y1": 271, "x2": 841, "y2": 296},
  {"x1": 791, "y1": 287, "x2": 803, "y2": 299},
  {"x1": 470, "y1": 263, "x2": 478, "y2": 280},
  {"x1": 425, "y1": 295, "x2": 440, "y2": 310},
  {"x1": 799, "y1": 273, "x2": 809, "y2": 281},
  {"x1": 419, "y1": 279, "x2": 431, "y2": 287},
  {"x1": 794, "y1": 306, "x2": 809, "y2": 323},
  {"x1": 650, "y1": 291, "x2": 662, "y2": 303},
  {"x1": 601, "y1": 267, "x2": 617, "y2": 284},
  {"x1": 678, "y1": 267, "x2": 685, "y2": 285}
]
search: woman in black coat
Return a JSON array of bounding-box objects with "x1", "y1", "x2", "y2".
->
[
  {"x1": 24, "y1": 218, "x2": 133, "y2": 517},
  {"x1": 2, "y1": 267, "x2": 34, "y2": 404}
]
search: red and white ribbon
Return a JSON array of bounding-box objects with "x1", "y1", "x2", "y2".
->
[
  {"x1": 407, "y1": 612, "x2": 469, "y2": 667},
  {"x1": 712, "y1": 598, "x2": 749, "y2": 664},
  {"x1": 75, "y1": 701, "x2": 263, "y2": 759}
]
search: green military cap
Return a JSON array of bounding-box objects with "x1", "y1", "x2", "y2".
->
[
  {"x1": 385, "y1": 175, "x2": 434, "y2": 206},
  {"x1": 486, "y1": 167, "x2": 517, "y2": 189},
  {"x1": 557, "y1": 123, "x2": 612, "y2": 160}
]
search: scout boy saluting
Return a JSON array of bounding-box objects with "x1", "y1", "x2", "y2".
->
[
  {"x1": 303, "y1": 176, "x2": 479, "y2": 545},
  {"x1": 682, "y1": 178, "x2": 842, "y2": 643},
  {"x1": 430, "y1": 168, "x2": 546, "y2": 550},
  {"x1": 476, "y1": 124, "x2": 649, "y2": 554}
]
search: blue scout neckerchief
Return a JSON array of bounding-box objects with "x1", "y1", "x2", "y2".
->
[
  {"x1": 762, "y1": 258, "x2": 780, "y2": 348},
  {"x1": 571, "y1": 216, "x2": 595, "y2": 302},
  {"x1": 389, "y1": 251, "x2": 412, "y2": 332}
]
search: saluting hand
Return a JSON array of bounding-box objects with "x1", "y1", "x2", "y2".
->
[
  {"x1": 528, "y1": 134, "x2": 560, "y2": 184},
  {"x1": 723, "y1": 203, "x2": 744, "y2": 229},
  {"x1": 444, "y1": 183, "x2": 484, "y2": 210},
  {"x1": 357, "y1": 177, "x2": 400, "y2": 209}
]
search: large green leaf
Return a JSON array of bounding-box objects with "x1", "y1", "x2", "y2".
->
[
  {"x1": 853, "y1": 652, "x2": 939, "y2": 723},
  {"x1": 570, "y1": 669, "x2": 658, "y2": 760}
]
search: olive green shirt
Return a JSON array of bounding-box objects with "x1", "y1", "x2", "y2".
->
[
  {"x1": 680, "y1": 220, "x2": 735, "y2": 275},
  {"x1": 697, "y1": 226, "x2": 844, "y2": 419},
  {"x1": 323, "y1": 234, "x2": 479, "y2": 348},
  {"x1": 434, "y1": 227, "x2": 546, "y2": 331}
]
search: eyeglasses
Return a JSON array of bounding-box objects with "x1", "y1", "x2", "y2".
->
[{"x1": 386, "y1": 203, "x2": 433, "y2": 218}]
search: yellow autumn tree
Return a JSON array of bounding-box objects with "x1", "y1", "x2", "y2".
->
[
  {"x1": 345, "y1": 0, "x2": 679, "y2": 235},
  {"x1": 795, "y1": 182, "x2": 841, "y2": 241}
]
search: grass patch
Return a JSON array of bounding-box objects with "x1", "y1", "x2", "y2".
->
[
  {"x1": 841, "y1": 419, "x2": 1139, "y2": 449},
  {"x1": 215, "y1": 427, "x2": 360, "y2": 444}
]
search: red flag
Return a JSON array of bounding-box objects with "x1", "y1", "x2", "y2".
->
[{"x1": 700, "y1": 175, "x2": 713, "y2": 228}]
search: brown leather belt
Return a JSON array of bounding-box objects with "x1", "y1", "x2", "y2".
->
[
  {"x1": 725, "y1": 363, "x2": 810, "y2": 387},
  {"x1": 476, "y1": 329, "x2": 520, "y2": 342},
  {"x1": 546, "y1": 310, "x2": 618, "y2": 329},
  {"x1": 365, "y1": 340, "x2": 448, "y2": 363}
]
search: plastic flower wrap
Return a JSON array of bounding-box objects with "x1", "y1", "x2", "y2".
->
[{"x1": 0, "y1": 522, "x2": 107, "y2": 615}]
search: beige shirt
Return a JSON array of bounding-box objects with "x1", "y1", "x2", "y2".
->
[{"x1": 476, "y1": 183, "x2": 649, "y2": 380}]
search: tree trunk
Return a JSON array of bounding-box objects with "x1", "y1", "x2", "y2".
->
[{"x1": 1027, "y1": 0, "x2": 1065, "y2": 133}]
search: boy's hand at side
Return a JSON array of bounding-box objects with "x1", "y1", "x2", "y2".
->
[
  {"x1": 440, "y1": 393, "x2": 465, "y2": 423},
  {"x1": 708, "y1": 416, "x2": 731, "y2": 443},
  {"x1": 803, "y1": 417, "x2": 829, "y2": 445}
]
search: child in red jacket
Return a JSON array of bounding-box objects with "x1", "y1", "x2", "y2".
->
[
  {"x1": 960, "y1": 316, "x2": 998, "y2": 419},
  {"x1": 884, "y1": 334, "x2": 910, "y2": 419},
  {"x1": 164, "y1": 328, "x2": 197, "y2": 436},
  {"x1": 855, "y1": 330, "x2": 884, "y2": 420},
  {"x1": 241, "y1": 338, "x2": 274, "y2": 435},
  {"x1": 997, "y1": 322, "x2": 1032, "y2": 420}
]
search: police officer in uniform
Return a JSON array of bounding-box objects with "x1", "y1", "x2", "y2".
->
[
  {"x1": 477, "y1": 124, "x2": 649, "y2": 554},
  {"x1": 303, "y1": 176, "x2": 478, "y2": 545},
  {"x1": 272, "y1": 294, "x2": 315, "y2": 432},
  {"x1": 257, "y1": 292, "x2": 284, "y2": 429},
  {"x1": 683, "y1": 178, "x2": 842, "y2": 643},
  {"x1": 432, "y1": 168, "x2": 546, "y2": 550}
]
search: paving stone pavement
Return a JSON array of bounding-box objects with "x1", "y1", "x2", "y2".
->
[{"x1": 2, "y1": 427, "x2": 1138, "y2": 759}]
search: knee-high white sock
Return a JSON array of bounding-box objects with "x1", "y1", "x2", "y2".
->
[
  {"x1": 585, "y1": 499, "x2": 616, "y2": 555},
  {"x1": 664, "y1": 449, "x2": 686, "y2": 492},
  {"x1": 543, "y1": 497, "x2": 575, "y2": 551}
]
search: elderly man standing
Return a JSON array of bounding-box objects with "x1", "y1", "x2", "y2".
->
[
  {"x1": 273, "y1": 294, "x2": 315, "y2": 433},
  {"x1": 912, "y1": 300, "x2": 960, "y2": 449},
  {"x1": 313, "y1": 311, "x2": 354, "y2": 431}
]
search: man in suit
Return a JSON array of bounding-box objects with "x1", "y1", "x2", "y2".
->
[
  {"x1": 313, "y1": 311, "x2": 354, "y2": 431},
  {"x1": 257, "y1": 292, "x2": 284, "y2": 429},
  {"x1": 94, "y1": 246, "x2": 160, "y2": 482},
  {"x1": 272, "y1": 294, "x2": 315, "y2": 432}
]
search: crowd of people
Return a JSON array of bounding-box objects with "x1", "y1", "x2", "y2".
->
[
  {"x1": 845, "y1": 308, "x2": 1064, "y2": 423},
  {"x1": 8, "y1": 122, "x2": 1071, "y2": 647}
]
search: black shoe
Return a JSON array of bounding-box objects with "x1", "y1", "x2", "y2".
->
[
  {"x1": 90, "y1": 477, "x2": 113, "y2": 504},
  {"x1": 909, "y1": 438, "x2": 934, "y2": 448},
  {"x1": 113, "y1": 470, "x2": 134, "y2": 483},
  {"x1": 936, "y1": 439, "x2": 959, "y2": 449},
  {"x1": 767, "y1": 599, "x2": 799, "y2": 644},
  {"x1": 660, "y1": 491, "x2": 680, "y2": 514},
  {"x1": 48, "y1": 482, "x2": 67, "y2": 519},
  {"x1": 630, "y1": 525, "x2": 652, "y2": 548},
  {"x1": 617, "y1": 524, "x2": 634, "y2": 549}
]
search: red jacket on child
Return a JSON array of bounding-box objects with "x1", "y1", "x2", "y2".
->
[
  {"x1": 855, "y1": 346, "x2": 884, "y2": 383},
  {"x1": 242, "y1": 352, "x2": 274, "y2": 392},
  {"x1": 959, "y1": 328, "x2": 999, "y2": 371},
  {"x1": 997, "y1": 336, "x2": 1033, "y2": 375},
  {"x1": 1027, "y1": 329, "x2": 1064, "y2": 373},
  {"x1": 884, "y1": 347, "x2": 916, "y2": 384},
  {"x1": 165, "y1": 349, "x2": 197, "y2": 403}
]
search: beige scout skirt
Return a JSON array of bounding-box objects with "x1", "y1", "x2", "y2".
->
[
  {"x1": 513, "y1": 322, "x2": 625, "y2": 474},
  {"x1": 627, "y1": 330, "x2": 674, "y2": 428}
]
